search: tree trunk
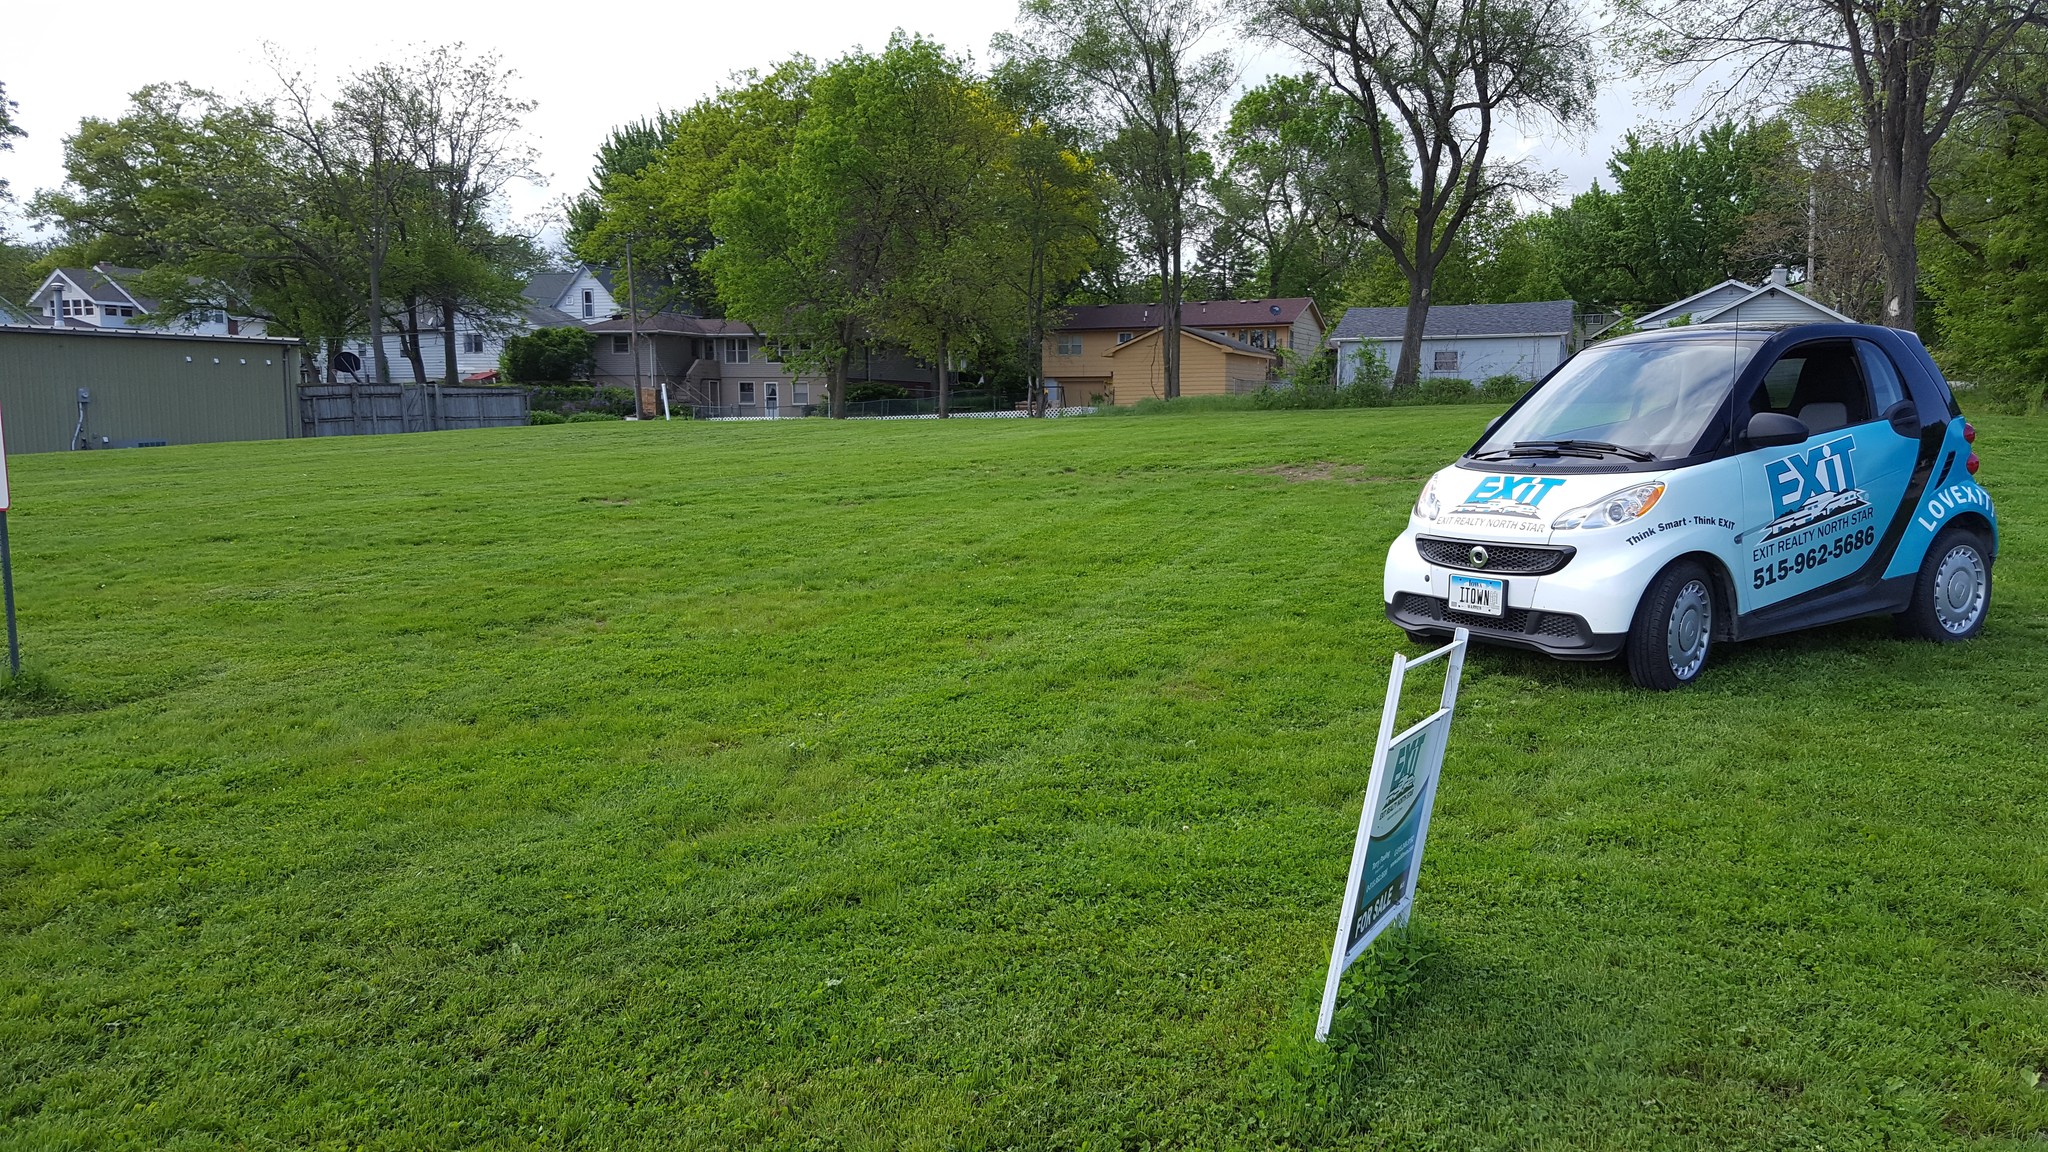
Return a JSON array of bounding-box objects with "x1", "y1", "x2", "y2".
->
[
  {"x1": 401, "y1": 299, "x2": 429, "y2": 387},
  {"x1": 831, "y1": 348, "x2": 850, "y2": 419},
  {"x1": 367, "y1": 249, "x2": 391, "y2": 386},
  {"x1": 935, "y1": 333, "x2": 951, "y2": 418},
  {"x1": 436, "y1": 300, "x2": 458, "y2": 432},
  {"x1": 1393, "y1": 280, "x2": 1432, "y2": 390},
  {"x1": 1159, "y1": 242, "x2": 1182, "y2": 401}
]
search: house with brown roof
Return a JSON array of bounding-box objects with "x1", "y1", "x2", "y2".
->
[
  {"x1": 1043, "y1": 297, "x2": 1323, "y2": 405},
  {"x1": 585, "y1": 313, "x2": 836, "y2": 418}
]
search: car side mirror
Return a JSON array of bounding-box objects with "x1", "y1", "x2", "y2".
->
[
  {"x1": 1882, "y1": 399, "x2": 1922, "y2": 440},
  {"x1": 1746, "y1": 411, "x2": 1809, "y2": 448}
]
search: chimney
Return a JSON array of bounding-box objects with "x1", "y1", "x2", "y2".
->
[{"x1": 1769, "y1": 264, "x2": 1790, "y2": 288}]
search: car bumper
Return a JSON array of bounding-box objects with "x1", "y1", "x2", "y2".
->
[{"x1": 1384, "y1": 523, "x2": 1635, "y2": 659}]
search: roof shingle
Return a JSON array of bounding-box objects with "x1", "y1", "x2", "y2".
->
[{"x1": 1329, "y1": 300, "x2": 1575, "y2": 342}]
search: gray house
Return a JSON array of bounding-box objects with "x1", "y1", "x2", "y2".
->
[
  {"x1": 1329, "y1": 300, "x2": 1576, "y2": 386},
  {"x1": 1629, "y1": 265, "x2": 1854, "y2": 331}
]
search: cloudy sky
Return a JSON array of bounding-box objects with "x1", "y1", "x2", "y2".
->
[{"x1": 3, "y1": 0, "x2": 1657, "y2": 245}]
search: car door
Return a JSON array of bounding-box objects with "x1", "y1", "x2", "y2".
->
[{"x1": 1737, "y1": 339, "x2": 1920, "y2": 610}]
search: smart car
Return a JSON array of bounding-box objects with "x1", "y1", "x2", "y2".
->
[{"x1": 1385, "y1": 322, "x2": 1998, "y2": 690}]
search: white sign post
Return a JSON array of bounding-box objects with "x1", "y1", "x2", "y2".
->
[
  {"x1": 1315, "y1": 627, "x2": 1468, "y2": 1042},
  {"x1": 0, "y1": 402, "x2": 16, "y2": 676}
]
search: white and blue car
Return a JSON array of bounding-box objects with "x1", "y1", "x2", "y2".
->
[{"x1": 1386, "y1": 322, "x2": 1997, "y2": 689}]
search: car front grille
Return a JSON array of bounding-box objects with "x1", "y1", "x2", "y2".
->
[
  {"x1": 1393, "y1": 592, "x2": 1589, "y2": 643},
  {"x1": 1416, "y1": 535, "x2": 1574, "y2": 575}
]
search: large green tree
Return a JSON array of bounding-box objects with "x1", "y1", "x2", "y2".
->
[
  {"x1": 1615, "y1": 0, "x2": 2044, "y2": 331},
  {"x1": 1000, "y1": 0, "x2": 1233, "y2": 400},
  {"x1": 1251, "y1": 0, "x2": 1596, "y2": 386}
]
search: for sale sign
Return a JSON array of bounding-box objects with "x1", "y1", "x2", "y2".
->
[{"x1": 1315, "y1": 627, "x2": 1468, "y2": 1042}]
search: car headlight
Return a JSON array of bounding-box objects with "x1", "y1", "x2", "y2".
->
[
  {"x1": 1551, "y1": 481, "x2": 1665, "y2": 530},
  {"x1": 1414, "y1": 475, "x2": 1442, "y2": 521}
]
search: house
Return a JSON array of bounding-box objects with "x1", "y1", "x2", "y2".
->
[
  {"x1": 522, "y1": 264, "x2": 621, "y2": 324},
  {"x1": 1631, "y1": 265, "x2": 1854, "y2": 330},
  {"x1": 1328, "y1": 300, "x2": 1576, "y2": 386},
  {"x1": 1044, "y1": 297, "x2": 1323, "y2": 405},
  {"x1": 586, "y1": 314, "x2": 831, "y2": 417},
  {"x1": 26, "y1": 264, "x2": 266, "y2": 336}
]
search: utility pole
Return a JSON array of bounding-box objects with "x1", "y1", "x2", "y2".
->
[
  {"x1": 1806, "y1": 177, "x2": 1818, "y2": 292},
  {"x1": 625, "y1": 235, "x2": 645, "y2": 419}
]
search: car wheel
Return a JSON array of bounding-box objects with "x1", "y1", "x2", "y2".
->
[
  {"x1": 1897, "y1": 527, "x2": 1991, "y2": 642},
  {"x1": 1625, "y1": 562, "x2": 1714, "y2": 691},
  {"x1": 1404, "y1": 629, "x2": 1438, "y2": 646}
]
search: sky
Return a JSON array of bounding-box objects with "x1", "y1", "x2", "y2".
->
[{"x1": 2, "y1": 0, "x2": 1659, "y2": 248}]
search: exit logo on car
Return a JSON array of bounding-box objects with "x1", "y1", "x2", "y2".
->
[
  {"x1": 1451, "y1": 475, "x2": 1567, "y2": 519},
  {"x1": 1761, "y1": 434, "x2": 1870, "y2": 542}
]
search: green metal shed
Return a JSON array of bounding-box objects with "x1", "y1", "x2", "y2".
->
[{"x1": 0, "y1": 326, "x2": 303, "y2": 454}]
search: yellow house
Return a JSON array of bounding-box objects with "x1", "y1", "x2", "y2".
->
[{"x1": 1043, "y1": 297, "x2": 1324, "y2": 406}]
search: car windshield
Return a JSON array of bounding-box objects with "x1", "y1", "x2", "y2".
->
[{"x1": 1473, "y1": 335, "x2": 1766, "y2": 462}]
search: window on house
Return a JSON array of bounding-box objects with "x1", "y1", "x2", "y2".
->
[
  {"x1": 795, "y1": 385, "x2": 810, "y2": 406},
  {"x1": 1432, "y1": 349, "x2": 1461, "y2": 374},
  {"x1": 85, "y1": 303, "x2": 97, "y2": 316},
  {"x1": 463, "y1": 332, "x2": 486, "y2": 354},
  {"x1": 1116, "y1": 331, "x2": 1133, "y2": 344},
  {"x1": 726, "y1": 338, "x2": 750, "y2": 364},
  {"x1": 1056, "y1": 334, "x2": 1083, "y2": 356},
  {"x1": 612, "y1": 334, "x2": 631, "y2": 354},
  {"x1": 739, "y1": 381, "x2": 756, "y2": 405}
]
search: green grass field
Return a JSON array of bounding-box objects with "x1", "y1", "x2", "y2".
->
[{"x1": 2, "y1": 408, "x2": 2045, "y2": 1150}]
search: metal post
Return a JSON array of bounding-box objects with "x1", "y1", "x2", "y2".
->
[
  {"x1": 626, "y1": 236, "x2": 645, "y2": 418},
  {"x1": 1, "y1": 511, "x2": 18, "y2": 678}
]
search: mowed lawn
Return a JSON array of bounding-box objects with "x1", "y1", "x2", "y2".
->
[{"x1": 2, "y1": 407, "x2": 2045, "y2": 1150}]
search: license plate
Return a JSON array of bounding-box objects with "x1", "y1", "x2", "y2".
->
[{"x1": 1447, "y1": 573, "x2": 1505, "y2": 617}]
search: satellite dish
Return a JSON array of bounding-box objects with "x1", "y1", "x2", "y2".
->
[{"x1": 333, "y1": 351, "x2": 362, "y2": 373}]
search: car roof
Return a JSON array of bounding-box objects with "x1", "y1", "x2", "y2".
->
[{"x1": 1597, "y1": 320, "x2": 1891, "y2": 347}]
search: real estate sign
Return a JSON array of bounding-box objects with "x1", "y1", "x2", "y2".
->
[{"x1": 1315, "y1": 627, "x2": 1468, "y2": 1042}]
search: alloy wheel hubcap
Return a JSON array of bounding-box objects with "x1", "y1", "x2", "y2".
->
[
  {"x1": 1933, "y1": 545, "x2": 1987, "y2": 634},
  {"x1": 1666, "y1": 580, "x2": 1711, "y2": 680}
]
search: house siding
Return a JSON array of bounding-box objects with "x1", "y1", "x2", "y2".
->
[
  {"x1": 1712, "y1": 293, "x2": 1839, "y2": 325},
  {"x1": 1335, "y1": 334, "x2": 1567, "y2": 386},
  {"x1": 1641, "y1": 283, "x2": 1752, "y2": 327}
]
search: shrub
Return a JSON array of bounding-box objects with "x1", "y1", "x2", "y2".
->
[
  {"x1": 846, "y1": 382, "x2": 913, "y2": 404},
  {"x1": 1478, "y1": 373, "x2": 1529, "y2": 402},
  {"x1": 593, "y1": 387, "x2": 635, "y2": 416},
  {"x1": 565, "y1": 410, "x2": 619, "y2": 423},
  {"x1": 528, "y1": 410, "x2": 567, "y2": 426},
  {"x1": 499, "y1": 327, "x2": 597, "y2": 384},
  {"x1": 1420, "y1": 377, "x2": 1475, "y2": 405},
  {"x1": 523, "y1": 383, "x2": 636, "y2": 418}
]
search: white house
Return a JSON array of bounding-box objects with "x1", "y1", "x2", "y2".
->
[
  {"x1": 1629, "y1": 265, "x2": 1855, "y2": 331},
  {"x1": 26, "y1": 265, "x2": 267, "y2": 337},
  {"x1": 344, "y1": 264, "x2": 620, "y2": 383},
  {"x1": 1329, "y1": 300, "x2": 1576, "y2": 386}
]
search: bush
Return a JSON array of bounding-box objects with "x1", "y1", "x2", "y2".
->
[
  {"x1": 845, "y1": 382, "x2": 913, "y2": 404},
  {"x1": 523, "y1": 383, "x2": 636, "y2": 418},
  {"x1": 1420, "y1": 377, "x2": 1475, "y2": 405},
  {"x1": 528, "y1": 410, "x2": 567, "y2": 426},
  {"x1": 499, "y1": 327, "x2": 597, "y2": 384},
  {"x1": 1478, "y1": 373, "x2": 1529, "y2": 402},
  {"x1": 565, "y1": 410, "x2": 620, "y2": 423}
]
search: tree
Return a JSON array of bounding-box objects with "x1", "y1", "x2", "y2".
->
[
  {"x1": 1202, "y1": 74, "x2": 1374, "y2": 309},
  {"x1": 1000, "y1": 0, "x2": 1235, "y2": 400},
  {"x1": 499, "y1": 326, "x2": 596, "y2": 383},
  {"x1": 1614, "y1": 0, "x2": 2044, "y2": 331},
  {"x1": 576, "y1": 61, "x2": 815, "y2": 317},
  {"x1": 1252, "y1": 0, "x2": 1596, "y2": 387},
  {"x1": 1534, "y1": 121, "x2": 1804, "y2": 313},
  {"x1": 993, "y1": 121, "x2": 1102, "y2": 414},
  {"x1": 0, "y1": 79, "x2": 24, "y2": 204},
  {"x1": 1922, "y1": 96, "x2": 2048, "y2": 409},
  {"x1": 562, "y1": 112, "x2": 684, "y2": 255}
]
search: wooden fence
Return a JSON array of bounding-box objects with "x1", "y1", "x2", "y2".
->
[{"x1": 299, "y1": 384, "x2": 529, "y2": 437}]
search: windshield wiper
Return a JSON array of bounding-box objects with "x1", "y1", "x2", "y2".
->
[{"x1": 1503, "y1": 439, "x2": 1656, "y2": 462}]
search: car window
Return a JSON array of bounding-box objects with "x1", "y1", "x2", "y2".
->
[
  {"x1": 1474, "y1": 334, "x2": 1763, "y2": 461},
  {"x1": 1856, "y1": 340, "x2": 1907, "y2": 414},
  {"x1": 1745, "y1": 341, "x2": 1871, "y2": 433}
]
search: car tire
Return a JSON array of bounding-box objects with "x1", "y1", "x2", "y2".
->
[
  {"x1": 1625, "y1": 561, "x2": 1714, "y2": 691},
  {"x1": 1896, "y1": 527, "x2": 1992, "y2": 642},
  {"x1": 1404, "y1": 629, "x2": 1438, "y2": 646}
]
